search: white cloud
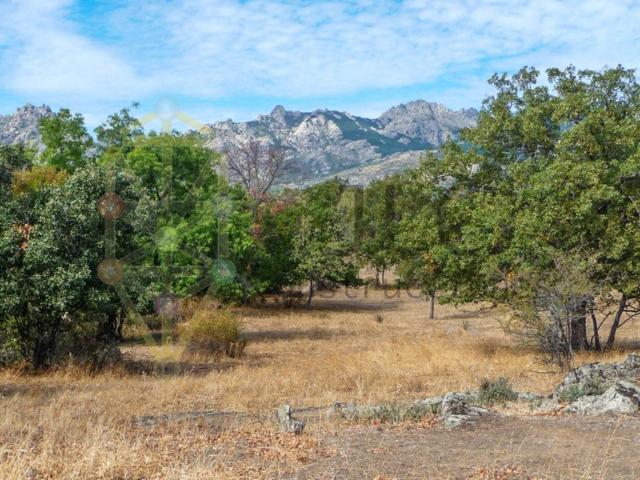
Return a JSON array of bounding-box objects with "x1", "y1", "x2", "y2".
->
[
  {"x1": 0, "y1": 0, "x2": 639, "y2": 123},
  {"x1": 0, "y1": 0, "x2": 150, "y2": 102},
  {"x1": 112, "y1": 0, "x2": 640, "y2": 97}
]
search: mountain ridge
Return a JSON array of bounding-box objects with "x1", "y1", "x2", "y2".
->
[
  {"x1": 0, "y1": 104, "x2": 51, "y2": 148},
  {"x1": 0, "y1": 100, "x2": 477, "y2": 186},
  {"x1": 205, "y1": 100, "x2": 477, "y2": 186}
]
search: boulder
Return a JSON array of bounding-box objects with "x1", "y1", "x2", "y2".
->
[
  {"x1": 563, "y1": 381, "x2": 640, "y2": 415},
  {"x1": 441, "y1": 392, "x2": 491, "y2": 428},
  {"x1": 275, "y1": 404, "x2": 305, "y2": 435},
  {"x1": 555, "y1": 353, "x2": 640, "y2": 398},
  {"x1": 332, "y1": 396, "x2": 443, "y2": 422}
]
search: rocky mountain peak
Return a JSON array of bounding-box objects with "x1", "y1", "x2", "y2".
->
[
  {"x1": 205, "y1": 100, "x2": 477, "y2": 186},
  {"x1": 0, "y1": 104, "x2": 51, "y2": 148}
]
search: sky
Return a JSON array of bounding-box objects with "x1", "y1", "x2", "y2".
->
[{"x1": 0, "y1": 0, "x2": 639, "y2": 129}]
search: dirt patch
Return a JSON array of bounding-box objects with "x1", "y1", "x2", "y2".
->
[{"x1": 290, "y1": 414, "x2": 640, "y2": 479}]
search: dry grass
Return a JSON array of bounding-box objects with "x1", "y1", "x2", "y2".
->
[{"x1": 1, "y1": 288, "x2": 638, "y2": 479}]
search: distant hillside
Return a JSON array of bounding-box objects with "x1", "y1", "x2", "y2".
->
[
  {"x1": 0, "y1": 101, "x2": 477, "y2": 186},
  {"x1": 205, "y1": 101, "x2": 477, "y2": 186},
  {"x1": 0, "y1": 104, "x2": 51, "y2": 149}
]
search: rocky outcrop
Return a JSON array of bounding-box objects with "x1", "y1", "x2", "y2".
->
[
  {"x1": 205, "y1": 101, "x2": 477, "y2": 186},
  {"x1": 332, "y1": 396, "x2": 443, "y2": 423},
  {"x1": 0, "y1": 104, "x2": 51, "y2": 149},
  {"x1": 563, "y1": 381, "x2": 640, "y2": 415},
  {"x1": 555, "y1": 353, "x2": 640, "y2": 398},
  {"x1": 333, "y1": 393, "x2": 492, "y2": 429},
  {"x1": 440, "y1": 392, "x2": 491, "y2": 428},
  {"x1": 275, "y1": 404, "x2": 305, "y2": 435}
]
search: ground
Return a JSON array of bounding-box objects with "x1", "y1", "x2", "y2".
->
[{"x1": 1, "y1": 287, "x2": 640, "y2": 479}]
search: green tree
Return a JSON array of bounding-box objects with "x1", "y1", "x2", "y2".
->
[
  {"x1": 360, "y1": 177, "x2": 400, "y2": 287},
  {"x1": 39, "y1": 108, "x2": 93, "y2": 172},
  {"x1": 94, "y1": 106, "x2": 143, "y2": 156},
  {"x1": 292, "y1": 179, "x2": 358, "y2": 307},
  {"x1": 402, "y1": 66, "x2": 640, "y2": 354},
  {"x1": 0, "y1": 165, "x2": 151, "y2": 367}
]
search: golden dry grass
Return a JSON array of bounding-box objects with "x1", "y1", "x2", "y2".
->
[{"x1": 1, "y1": 287, "x2": 639, "y2": 479}]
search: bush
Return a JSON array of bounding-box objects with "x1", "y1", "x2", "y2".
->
[
  {"x1": 557, "y1": 376, "x2": 605, "y2": 403},
  {"x1": 179, "y1": 307, "x2": 246, "y2": 359},
  {"x1": 477, "y1": 377, "x2": 518, "y2": 405},
  {"x1": 0, "y1": 165, "x2": 151, "y2": 368}
]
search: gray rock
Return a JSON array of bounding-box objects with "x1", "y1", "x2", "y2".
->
[
  {"x1": 275, "y1": 404, "x2": 305, "y2": 435},
  {"x1": 332, "y1": 396, "x2": 443, "y2": 422},
  {"x1": 0, "y1": 104, "x2": 51, "y2": 150},
  {"x1": 555, "y1": 353, "x2": 640, "y2": 398},
  {"x1": 563, "y1": 381, "x2": 640, "y2": 415},
  {"x1": 205, "y1": 101, "x2": 477, "y2": 187},
  {"x1": 441, "y1": 392, "x2": 491, "y2": 428},
  {"x1": 516, "y1": 391, "x2": 545, "y2": 402}
]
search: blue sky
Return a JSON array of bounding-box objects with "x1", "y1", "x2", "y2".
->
[{"x1": 0, "y1": 0, "x2": 639, "y2": 129}]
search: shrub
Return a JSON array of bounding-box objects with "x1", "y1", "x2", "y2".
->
[
  {"x1": 339, "y1": 401, "x2": 440, "y2": 424},
  {"x1": 477, "y1": 377, "x2": 518, "y2": 405},
  {"x1": 557, "y1": 376, "x2": 605, "y2": 403},
  {"x1": 179, "y1": 307, "x2": 246, "y2": 358}
]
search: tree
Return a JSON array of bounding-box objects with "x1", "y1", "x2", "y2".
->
[
  {"x1": 224, "y1": 139, "x2": 286, "y2": 206},
  {"x1": 359, "y1": 178, "x2": 400, "y2": 287},
  {"x1": 402, "y1": 65, "x2": 640, "y2": 354},
  {"x1": 39, "y1": 108, "x2": 93, "y2": 172},
  {"x1": 0, "y1": 165, "x2": 151, "y2": 367},
  {"x1": 94, "y1": 106, "x2": 143, "y2": 154},
  {"x1": 395, "y1": 154, "x2": 464, "y2": 319},
  {"x1": 292, "y1": 179, "x2": 358, "y2": 307}
]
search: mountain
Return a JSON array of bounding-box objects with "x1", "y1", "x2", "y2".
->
[
  {"x1": 205, "y1": 101, "x2": 477, "y2": 186},
  {"x1": 0, "y1": 104, "x2": 51, "y2": 149},
  {"x1": 0, "y1": 101, "x2": 477, "y2": 186}
]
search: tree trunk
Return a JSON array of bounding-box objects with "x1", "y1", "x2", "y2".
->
[
  {"x1": 570, "y1": 316, "x2": 589, "y2": 351},
  {"x1": 306, "y1": 279, "x2": 314, "y2": 309},
  {"x1": 381, "y1": 268, "x2": 386, "y2": 287},
  {"x1": 590, "y1": 308, "x2": 601, "y2": 352},
  {"x1": 429, "y1": 291, "x2": 436, "y2": 320},
  {"x1": 606, "y1": 293, "x2": 627, "y2": 350}
]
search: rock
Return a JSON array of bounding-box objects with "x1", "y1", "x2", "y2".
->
[
  {"x1": 0, "y1": 104, "x2": 51, "y2": 149},
  {"x1": 332, "y1": 396, "x2": 443, "y2": 423},
  {"x1": 563, "y1": 381, "x2": 640, "y2": 415},
  {"x1": 516, "y1": 391, "x2": 545, "y2": 402},
  {"x1": 555, "y1": 353, "x2": 640, "y2": 398},
  {"x1": 275, "y1": 404, "x2": 305, "y2": 435},
  {"x1": 441, "y1": 392, "x2": 491, "y2": 428},
  {"x1": 206, "y1": 101, "x2": 477, "y2": 187}
]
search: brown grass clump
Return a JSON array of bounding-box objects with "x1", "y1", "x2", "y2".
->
[{"x1": 178, "y1": 306, "x2": 247, "y2": 359}]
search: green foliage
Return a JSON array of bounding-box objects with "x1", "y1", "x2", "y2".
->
[
  {"x1": 292, "y1": 179, "x2": 359, "y2": 306},
  {"x1": 94, "y1": 106, "x2": 143, "y2": 154},
  {"x1": 359, "y1": 178, "x2": 400, "y2": 285},
  {"x1": 477, "y1": 377, "x2": 518, "y2": 405},
  {"x1": 0, "y1": 165, "x2": 152, "y2": 367},
  {"x1": 39, "y1": 108, "x2": 93, "y2": 172},
  {"x1": 393, "y1": 65, "x2": 640, "y2": 349},
  {"x1": 4, "y1": 65, "x2": 640, "y2": 367},
  {"x1": 557, "y1": 377, "x2": 606, "y2": 403}
]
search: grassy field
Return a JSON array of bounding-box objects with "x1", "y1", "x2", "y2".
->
[{"x1": 2, "y1": 287, "x2": 639, "y2": 479}]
